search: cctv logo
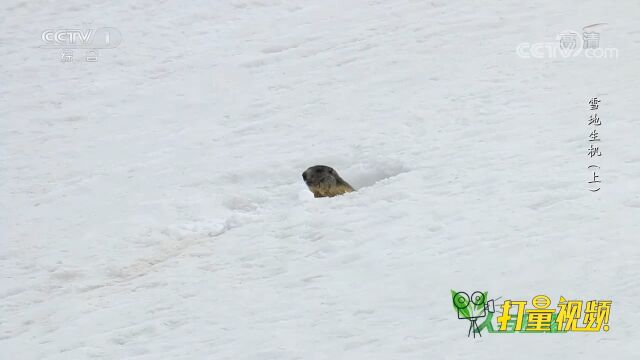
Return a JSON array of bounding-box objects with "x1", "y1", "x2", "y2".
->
[
  {"x1": 41, "y1": 28, "x2": 122, "y2": 49},
  {"x1": 42, "y1": 29, "x2": 93, "y2": 46}
]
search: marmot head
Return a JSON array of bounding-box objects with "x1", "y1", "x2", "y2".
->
[
  {"x1": 302, "y1": 165, "x2": 354, "y2": 198},
  {"x1": 302, "y1": 165, "x2": 338, "y2": 189}
]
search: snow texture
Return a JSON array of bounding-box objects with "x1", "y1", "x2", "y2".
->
[{"x1": 1, "y1": 0, "x2": 639, "y2": 359}]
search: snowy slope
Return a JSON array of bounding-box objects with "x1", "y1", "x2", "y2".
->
[{"x1": 2, "y1": 0, "x2": 640, "y2": 359}]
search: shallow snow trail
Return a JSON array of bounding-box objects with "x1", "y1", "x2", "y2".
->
[{"x1": 2, "y1": 0, "x2": 640, "y2": 359}]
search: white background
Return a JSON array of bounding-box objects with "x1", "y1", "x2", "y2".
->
[{"x1": 2, "y1": 0, "x2": 639, "y2": 358}]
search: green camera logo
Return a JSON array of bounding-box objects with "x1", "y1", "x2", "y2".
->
[
  {"x1": 451, "y1": 292, "x2": 611, "y2": 336},
  {"x1": 451, "y1": 290, "x2": 495, "y2": 337}
]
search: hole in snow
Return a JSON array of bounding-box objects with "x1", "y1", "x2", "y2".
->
[{"x1": 341, "y1": 160, "x2": 409, "y2": 189}]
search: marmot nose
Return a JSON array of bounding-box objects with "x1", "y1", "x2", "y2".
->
[{"x1": 302, "y1": 173, "x2": 307, "y2": 181}]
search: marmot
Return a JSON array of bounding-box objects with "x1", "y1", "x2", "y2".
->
[{"x1": 302, "y1": 165, "x2": 355, "y2": 198}]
